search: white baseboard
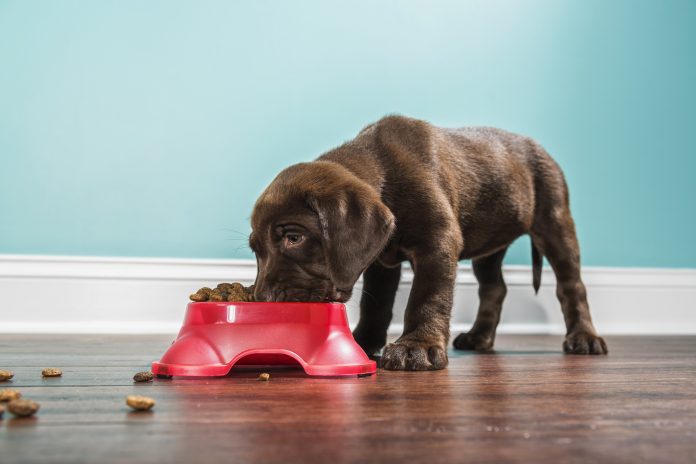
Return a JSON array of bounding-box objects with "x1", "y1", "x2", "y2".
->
[{"x1": 1, "y1": 254, "x2": 695, "y2": 335}]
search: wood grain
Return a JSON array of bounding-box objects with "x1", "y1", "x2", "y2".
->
[{"x1": 1, "y1": 335, "x2": 695, "y2": 463}]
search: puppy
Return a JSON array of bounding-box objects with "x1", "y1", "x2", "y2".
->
[{"x1": 249, "y1": 115, "x2": 607, "y2": 371}]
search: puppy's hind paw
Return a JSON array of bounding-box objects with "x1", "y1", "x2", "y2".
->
[
  {"x1": 452, "y1": 332, "x2": 494, "y2": 351},
  {"x1": 563, "y1": 332, "x2": 608, "y2": 355}
]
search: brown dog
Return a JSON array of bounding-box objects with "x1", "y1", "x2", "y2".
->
[{"x1": 249, "y1": 115, "x2": 607, "y2": 370}]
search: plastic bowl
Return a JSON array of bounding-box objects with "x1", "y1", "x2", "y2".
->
[{"x1": 151, "y1": 301, "x2": 376, "y2": 377}]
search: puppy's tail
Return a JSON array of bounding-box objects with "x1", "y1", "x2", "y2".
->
[{"x1": 531, "y1": 241, "x2": 543, "y2": 295}]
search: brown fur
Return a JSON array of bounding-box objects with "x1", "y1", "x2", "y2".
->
[{"x1": 250, "y1": 115, "x2": 607, "y2": 371}]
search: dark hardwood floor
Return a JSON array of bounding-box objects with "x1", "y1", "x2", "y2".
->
[{"x1": 0, "y1": 334, "x2": 695, "y2": 463}]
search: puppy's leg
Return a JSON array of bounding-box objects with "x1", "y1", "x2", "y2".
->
[
  {"x1": 532, "y1": 210, "x2": 608, "y2": 355},
  {"x1": 381, "y1": 251, "x2": 458, "y2": 371},
  {"x1": 453, "y1": 248, "x2": 507, "y2": 351},
  {"x1": 352, "y1": 262, "x2": 402, "y2": 359}
]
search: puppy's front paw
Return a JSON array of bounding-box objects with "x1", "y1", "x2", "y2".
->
[
  {"x1": 563, "y1": 332, "x2": 608, "y2": 355},
  {"x1": 352, "y1": 329, "x2": 386, "y2": 361},
  {"x1": 452, "y1": 331, "x2": 494, "y2": 351},
  {"x1": 381, "y1": 339, "x2": 448, "y2": 371}
]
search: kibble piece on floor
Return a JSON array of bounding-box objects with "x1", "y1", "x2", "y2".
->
[
  {"x1": 0, "y1": 389, "x2": 21, "y2": 402},
  {"x1": 126, "y1": 395, "x2": 155, "y2": 411},
  {"x1": 42, "y1": 368, "x2": 63, "y2": 377},
  {"x1": 133, "y1": 371, "x2": 154, "y2": 383},
  {"x1": 0, "y1": 370, "x2": 14, "y2": 381},
  {"x1": 258, "y1": 373, "x2": 271, "y2": 381},
  {"x1": 8, "y1": 399, "x2": 40, "y2": 417}
]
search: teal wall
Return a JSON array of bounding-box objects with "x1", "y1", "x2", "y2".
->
[{"x1": 1, "y1": 0, "x2": 695, "y2": 267}]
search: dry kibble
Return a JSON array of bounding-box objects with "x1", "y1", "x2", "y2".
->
[
  {"x1": 189, "y1": 283, "x2": 255, "y2": 302},
  {"x1": 209, "y1": 289, "x2": 225, "y2": 301},
  {"x1": 8, "y1": 399, "x2": 40, "y2": 417},
  {"x1": 133, "y1": 371, "x2": 154, "y2": 383},
  {"x1": 126, "y1": 395, "x2": 155, "y2": 411},
  {"x1": 42, "y1": 368, "x2": 62, "y2": 377},
  {"x1": 189, "y1": 293, "x2": 207, "y2": 302},
  {"x1": 216, "y1": 282, "x2": 238, "y2": 293},
  {"x1": 0, "y1": 370, "x2": 14, "y2": 381},
  {"x1": 189, "y1": 286, "x2": 212, "y2": 302},
  {"x1": 258, "y1": 373, "x2": 270, "y2": 381},
  {"x1": 0, "y1": 389, "x2": 21, "y2": 402},
  {"x1": 226, "y1": 283, "x2": 255, "y2": 302}
]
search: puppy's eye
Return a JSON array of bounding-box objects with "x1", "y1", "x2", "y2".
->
[{"x1": 283, "y1": 232, "x2": 304, "y2": 247}]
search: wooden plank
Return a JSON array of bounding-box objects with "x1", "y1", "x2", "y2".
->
[{"x1": 1, "y1": 335, "x2": 695, "y2": 463}]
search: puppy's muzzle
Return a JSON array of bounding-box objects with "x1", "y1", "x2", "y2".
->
[{"x1": 254, "y1": 284, "x2": 351, "y2": 303}]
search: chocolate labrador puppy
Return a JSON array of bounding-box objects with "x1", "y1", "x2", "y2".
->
[{"x1": 249, "y1": 115, "x2": 607, "y2": 370}]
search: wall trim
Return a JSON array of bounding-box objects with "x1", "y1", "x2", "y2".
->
[{"x1": 1, "y1": 254, "x2": 694, "y2": 335}]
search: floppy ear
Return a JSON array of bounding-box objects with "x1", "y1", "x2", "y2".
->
[{"x1": 307, "y1": 186, "x2": 395, "y2": 291}]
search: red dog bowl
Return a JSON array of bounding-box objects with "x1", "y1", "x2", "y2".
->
[{"x1": 152, "y1": 301, "x2": 376, "y2": 377}]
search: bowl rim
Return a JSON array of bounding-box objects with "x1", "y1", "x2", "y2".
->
[{"x1": 188, "y1": 301, "x2": 345, "y2": 306}]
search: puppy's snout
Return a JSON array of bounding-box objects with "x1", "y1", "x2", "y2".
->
[
  {"x1": 253, "y1": 285, "x2": 274, "y2": 302},
  {"x1": 254, "y1": 271, "x2": 337, "y2": 302},
  {"x1": 253, "y1": 278, "x2": 267, "y2": 302},
  {"x1": 253, "y1": 278, "x2": 285, "y2": 302}
]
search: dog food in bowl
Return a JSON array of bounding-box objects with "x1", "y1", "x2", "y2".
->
[{"x1": 190, "y1": 283, "x2": 255, "y2": 302}]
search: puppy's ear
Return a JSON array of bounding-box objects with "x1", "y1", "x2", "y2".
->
[{"x1": 307, "y1": 186, "x2": 395, "y2": 291}]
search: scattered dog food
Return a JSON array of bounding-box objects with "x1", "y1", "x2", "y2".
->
[
  {"x1": 126, "y1": 395, "x2": 155, "y2": 411},
  {"x1": 41, "y1": 368, "x2": 63, "y2": 377},
  {"x1": 8, "y1": 399, "x2": 40, "y2": 417},
  {"x1": 258, "y1": 373, "x2": 271, "y2": 381},
  {"x1": 133, "y1": 371, "x2": 154, "y2": 383},
  {"x1": 190, "y1": 283, "x2": 255, "y2": 302},
  {"x1": 0, "y1": 389, "x2": 21, "y2": 402},
  {"x1": 0, "y1": 370, "x2": 14, "y2": 381}
]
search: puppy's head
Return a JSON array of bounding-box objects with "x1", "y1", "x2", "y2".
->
[{"x1": 250, "y1": 161, "x2": 394, "y2": 303}]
